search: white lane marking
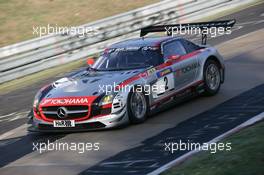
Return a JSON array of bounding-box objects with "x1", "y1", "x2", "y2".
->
[
  {"x1": 0, "y1": 112, "x2": 16, "y2": 119},
  {"x1": 9, "y1": 115, "x2": 24, "y2": 122},
  {"x1": 0, "y1": 124, "x2": 27, "y2": 140},
  {"x1": 148, "y1": 112, "x2": 264, "y2": 175},
  {"x1": 255, "y1": 19, "x2": 264, "y2": 24},
  {"x1": 0, "y1": 111, "x2": 29, "y2": 122}
]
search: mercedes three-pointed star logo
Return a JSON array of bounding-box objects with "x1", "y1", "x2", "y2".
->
[{"x1": 57, "y1": 107, "x2": 68, "y2": 118}]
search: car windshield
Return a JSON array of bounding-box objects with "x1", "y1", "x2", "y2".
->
[{"x1": 91, "y1": 47, "x2": 162, "y2": 71}]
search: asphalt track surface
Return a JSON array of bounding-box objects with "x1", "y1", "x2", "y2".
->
[{"x1": 0, "y1": 3, "x2": 264, "y2": 175}]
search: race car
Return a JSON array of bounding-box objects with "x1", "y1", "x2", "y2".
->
[{"x1": 28, "y1": 20, "x2": 236, "y2": 132}]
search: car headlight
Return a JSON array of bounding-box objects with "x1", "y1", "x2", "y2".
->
[
  {"x1": 33, "y1": 83, "x2": 52, "y2": 109},
  {"x1": 33, "y1": 99, "x2": 39, "y2": 108},
  {"x1": 33, "y1": 91, "x2": 42, "y2": 108},
  {"x1": 99, "y1": 94, "x2": 114, "y2": 106}
]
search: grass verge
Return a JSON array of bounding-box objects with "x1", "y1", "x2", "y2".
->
[
  {"x1": 163, "y1": 121, "x2": 264, "y2": 175},
  {"x1": 0, "y1": 0, "x2": 158, "y2": 47}
]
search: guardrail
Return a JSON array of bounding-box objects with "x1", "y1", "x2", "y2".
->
[{"x1": 0, "y1": 0, "x2": 256, "y2": 84}]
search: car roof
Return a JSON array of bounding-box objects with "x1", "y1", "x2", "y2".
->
[{"x1": 109, "y1": 36, "x2": 182, "y2": 48}]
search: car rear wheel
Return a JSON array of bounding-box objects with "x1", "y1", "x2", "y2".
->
[
  {"x1": 203, "y1": 60, "x2": 221, "y2": 96},
  {"x1": 127, "y1": 89, "x2": 148, "y2": 124}
]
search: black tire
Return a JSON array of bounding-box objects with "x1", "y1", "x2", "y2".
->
[
  {"x1": 203, "y1": 59, "x2": 221, "y2": 96},
  {"x1": 127, "y1": 87, "x2": 149, "y2": 124}
]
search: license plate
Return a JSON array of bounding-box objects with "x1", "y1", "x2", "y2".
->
[{"x1": 53, "y1": 120, "x2": 75, "y2": 127}]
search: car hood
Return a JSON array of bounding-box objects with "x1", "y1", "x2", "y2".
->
[{"x1": 42, "y1": 68, "x2": 145, "y2": 98}]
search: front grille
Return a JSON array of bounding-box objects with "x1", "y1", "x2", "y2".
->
[{"x1": 41, "y1": 106, "x2": 89, "y2": 120}]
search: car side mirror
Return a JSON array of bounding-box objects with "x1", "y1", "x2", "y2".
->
[
  {"x1": 86, "y1": 57, "x2": 95, "y2": 66},
  {"x1": 165, "y1": 54, "x2": 181, "y2": 63}
]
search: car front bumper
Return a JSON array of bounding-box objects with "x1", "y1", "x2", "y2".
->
[{"x1": 27, "y1": 107, "x2": 129, "y2": 132}]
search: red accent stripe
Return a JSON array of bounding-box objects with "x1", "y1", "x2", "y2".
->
[
  {"x1": 156, "y1": 50, "x2": 201, "y2": 70},
  {"x1": 156, "y1": 62, "x2": 173, "y2": 70},
  {"x1": 116, "y1": 73, "x2": 147, "y2": 90},
  {"x1": 101, "y1": 103, "x2": 112, "y2": 109},
  {"x1": 177, "y1": 50, "x2": 201, "y2": 62}
]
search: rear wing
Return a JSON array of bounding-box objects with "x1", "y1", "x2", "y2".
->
[{"x1": 140, "y1": 19, "x2": 236, "y2": 45}]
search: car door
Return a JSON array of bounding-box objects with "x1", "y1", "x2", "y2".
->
[
  {"x1": 162, "y1": 39, "x2": 199, "y2": 91},
  {"x1": 180, "y1": 39, "x2": 201, "y2": 84},
  {"x1": 151, "y1": 42, "x2": 177, "y2": 99}
]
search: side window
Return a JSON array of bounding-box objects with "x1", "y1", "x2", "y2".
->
[
  {"x1": 181, "y1": 39, "x2": 200, "y2": 53},
  {"x1": 163, "y1": 41, "x2": 187, "y2": 59}
]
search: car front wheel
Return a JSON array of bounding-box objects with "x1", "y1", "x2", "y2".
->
[{"x1": 127, "y1": 89, "x2": 148, "y2": 124}]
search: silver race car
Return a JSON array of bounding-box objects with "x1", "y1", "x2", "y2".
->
[{"x1": 28, "y1": 20, "x2": 235, "y2": 132}]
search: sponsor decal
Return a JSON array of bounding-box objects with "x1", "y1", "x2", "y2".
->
[
  {"x1": 175, "y1": 69, "x2": 181, "y2": 77},
  {"x1": 175, "y1": 62, "x2": 200, "y2": 77},
  {"x1": 40, "y1": 96, "x2": 96, "y2": 106},
  {"x1": 156, "y1": 67, "x2": 173, "y2": 78},
  {"x1": 181, "y1": 62, "x2": 200, "y2": 73},
  {"x1": 147, "y1": 67, "x2": 156, "y2": 76}
]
